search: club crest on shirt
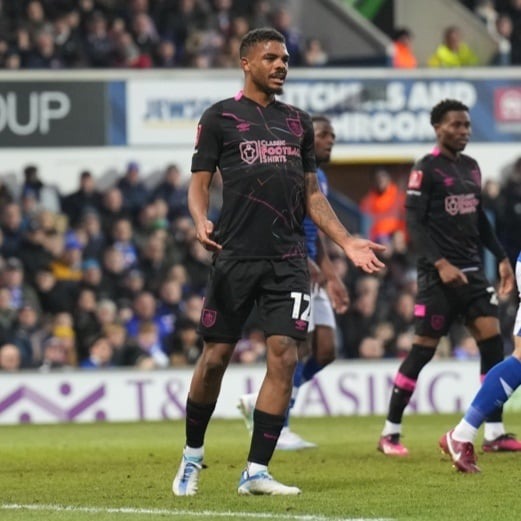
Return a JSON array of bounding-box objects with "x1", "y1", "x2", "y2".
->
[
  {"x1": 286, "y1": 117, "x2": 303, "y2": 137},
  {"x1": 431, "y1": 314, "x2": 445, "y2": 331},
  {"x1": 408, "y1": 170, "x2": 423, "y2": 189},
  {"x1": 201, "y1": 308, "x2": 217, "y2": 328},
  {"x1": 239, "y1": 141, "x2": 260, "y2": 164}
]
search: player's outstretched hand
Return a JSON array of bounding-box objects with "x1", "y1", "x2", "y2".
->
[
  {"x1": 196, "y1": 219, "x2": 222, "y2": 252},
  {"x1": 343, "y1": 237, "x2": 386, "y2": 274},
  {"x1": 498, "y1": 258, "x2": 514, "y2": 298}
]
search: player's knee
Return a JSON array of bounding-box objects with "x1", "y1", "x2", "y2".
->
[{"x1": 399, "y1": 344, "x2": 436, "y2": 377}]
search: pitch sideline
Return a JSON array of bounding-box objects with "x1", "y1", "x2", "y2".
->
[{"x1": 1, "y1": 503, "x2": 394, "y2": 521}]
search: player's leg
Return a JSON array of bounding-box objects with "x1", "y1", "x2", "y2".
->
[
  {"x1": 440, "y1": 340, "x2": 521, "y2": 473},
  {"x1": 278, "y1": 287, "x2": 335, "y2": 450},
  {"x1": 173, "y1": 258, "x2": 254, "y2": 496},
  {"x1": 238, "y1": 258, "x2": 308, "y2": 495},
  {"x1": 464, "y1": 270, "x2": 521, "y2": 451},
  {"x1": 440, "y1": 264, "x2": 521, "y2": 472},
  {"x1": 173, "y1": 340, "x2": 235, "y2": 496},
  {"x1": 379, "y1": 270, "x2": 449, "y2": 456},
  {"x1": 378, "y1": 335, "x2": 437, "y2": 455},
  {"x1": 467, "y1": 315, "x2": 521, "y2": 451}
]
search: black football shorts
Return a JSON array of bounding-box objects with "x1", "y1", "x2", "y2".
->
[
  {"x1": 413, "y1": 268, "x2": 499, "y2": 338},
  {"x1": 199, "y1": 256, "x2": 310, "y2": 343}
]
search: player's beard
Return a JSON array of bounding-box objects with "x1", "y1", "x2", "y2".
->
[{"x1": 254, "y1": 77, "x2": 284, "y2": 96}]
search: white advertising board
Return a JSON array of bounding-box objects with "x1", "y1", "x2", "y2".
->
[{"x1": 2, "y1": 360, "x2": 519, "y2": 425}]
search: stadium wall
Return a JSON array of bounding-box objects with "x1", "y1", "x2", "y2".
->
[
  {"x1": 0, "y1": 69, "x2": 520, "y2": 194},
  {"x1": 2, "y1": 360, "x2": 521, "y2": 425}
]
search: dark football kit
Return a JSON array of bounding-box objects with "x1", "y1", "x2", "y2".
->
[{"x1": 192, "y1": 92, "x2": 317, "y2": 342}]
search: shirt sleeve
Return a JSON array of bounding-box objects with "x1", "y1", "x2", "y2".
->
[
  {"x1": 478, "y1": 206, "x2": 507, "y2": 261},
  {"x1": 191, "y1": 105, "x2": 222, "y2": 173},
  {"x1": 405, "y1": 159, "x2": 444, "y2": 264},
  {"x1": 300, "y1": 112, "x2": 317, "y2": 173}
]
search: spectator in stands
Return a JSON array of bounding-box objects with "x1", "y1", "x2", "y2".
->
[
  {"x1": 337, "y1": 275, "x2": 381, "y2": 358},
  {"x1": 359, "y1": 169, "x2": 407, "y2": 245},
  {"x1": 62, "y1": 171, "x2": 103, "y2": 227},
  {"x1": 34, "y1": 266, "x2": 76, "y2": 314},
  {"x1": 10, "y1": 302, "x2": 43, "y2": 368},
  {"x1": 99, "y1": 246, "x2": 126, "y2": 299},
  {"x1": 17, "y1": 217, "x2": 54, "y2": 284},
  {"x1": 153, "y1": 38, "x2": 178, "y2": 67},
  {"x1": 493, "y1": 13, "x2": 514, "y2": 65},
  {"x1": 39, "y1": 335, "x2": 74, "y2": 371},
  {"x1": 23, "y1": 165, "x2": 61, "y2": 213},
  {"x1": 0, "y1": 343, "x2": 22, "y2": 372},
  {"x1": 130, "y1": 12, "x2": 158, "y2": 56},
  {"x1": 428, "y1": 26, "x2": 479, "y2": 67},
  {"x1": 99, "y1": 187, "x2": 129, "y2": 237},
  {"x1": 149, "y1": 164, "x2": 189, "y2": 220},
  {"x1": 24, "y1": 29, "x2": 64, "y2": 69},
  {"x1": 79, "y1": 208, "x2": 106, "y2": 261},
  {"x1": 1, "y1": 257, "x2": 41, "y2": 313},
  {"x1": 80, "y1": 335, "x2": 114, "y2": 369},
  {"x1": 112, "y1": 30, "x2": 153, "y2": 68},
  {"x1": 392, "y1": 28, "x2": 417, "y2": 68},
  {"x1": 73, "y1": 287, "x2": 100, "y2": 361},
  {"x1": 83, "y1": 10, "x2": 114, "y2": 67},
  {"x1": 111, "y1": 217, "x2": 138, "y2": 270},
  {"x1": 134, "y1": 321, "x2": 169, "y2": 368},
  {"x1": 139, "y1": 235, "x2": 171, "y2": 294},
  {"x1": 1, "y1": 203, "x2": 23, "y2": 259},
  {"x1": 116, "y1": 161, "x2": 149, "y2": 220},
  {"x1": 303, "y1": 37, "x2": 328, "y2": 66},
  {"x1": 168, "y1": 317, "x2": 202, "y2": 366},
  {"x1": 53, "y1": 11, "x2": 86, "y2": 68},
  {"x1": 271, "y1": 6, "x2": 302, "y2": 65},
  {"x1": 50, "y1": 234, "x2": 84, "y2": 287}
]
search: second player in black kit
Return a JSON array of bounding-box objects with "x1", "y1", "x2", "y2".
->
[
  {"x1": 173, "y1": 27, "x2": 385, "y2": 497},
  {"x1": 378, "y1": 98, "x2": 517, "y2": 457}
]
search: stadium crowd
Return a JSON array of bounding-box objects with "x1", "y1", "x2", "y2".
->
[
  {"x1": 0, "y1": 0, "x2": 521, "y2": 69},
  {"x1": 0, "y1": 157, "x2": 519, "y2": 372},
  {"x1": 0, "y1": 0, "x2": 520, "y2": 371}
]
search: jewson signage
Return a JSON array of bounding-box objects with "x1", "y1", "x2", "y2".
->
[
  {"x1": 0, "y1": 361, "x2": 511, "y2": 425},
  {"x1": 124, "y1": 75, "x2": 521, "y2": 147}
]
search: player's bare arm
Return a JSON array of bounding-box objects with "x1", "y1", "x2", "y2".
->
[
  {"x1": 316, "y1": 231, "x2": 349, "y2": 313},
  {"x1": 305, "y1": 172, "x2": 385, "y2": 273},
  {"x1": 498, "y1": 257, "x2": 514, "y2": 297},
  {"x1": 188, "y1": 170, "x2": 222, "y2": 252}
]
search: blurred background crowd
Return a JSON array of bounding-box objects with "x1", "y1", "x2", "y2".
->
[
  {"x1": 0, "y1": 0, "x2": 520, "y2": 372},
  {"x1": 0, "y1": 0, "x2": 521, "y2": 69},
  {"x1": 0, "y1": 155, "x2": 519, "y2": 373}
]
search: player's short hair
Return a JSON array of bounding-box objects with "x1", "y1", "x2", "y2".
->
[
  {"x1": 311, "y1": 115, "x2": 332, "y2": 125},
  {"x1": 430, "y1": 99, "x2": 469, "y2": 125},
  {"x1": 239, "y1": 28, "x2": 285, "y2": 58}
]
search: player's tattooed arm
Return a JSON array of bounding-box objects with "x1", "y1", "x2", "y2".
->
[{"x1": 304, "y1": 172, "x2": 385, "y2": 273}]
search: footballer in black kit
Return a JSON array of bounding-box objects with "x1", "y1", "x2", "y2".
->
[
  {"x1": 173, "y1": 27, "x2": 385, "y2": 497},
  {"x1": 408, "y1": 147, "x2": 505, "y2": 337},
  {"x1": 193, "y1": 93, "x2": 316, "y2": 342},
  {"x1": 378, "y1": 98, "x2": 517, "y2": 458}
]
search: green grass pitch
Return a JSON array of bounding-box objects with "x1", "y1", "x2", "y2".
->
[{"x1": 1, "y1": 414, "x2": 521, "y2": 521}]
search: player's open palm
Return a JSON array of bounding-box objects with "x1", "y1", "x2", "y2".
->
[{"x1": 343, "y1": 237, "x2": 386, "y2": 274}]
